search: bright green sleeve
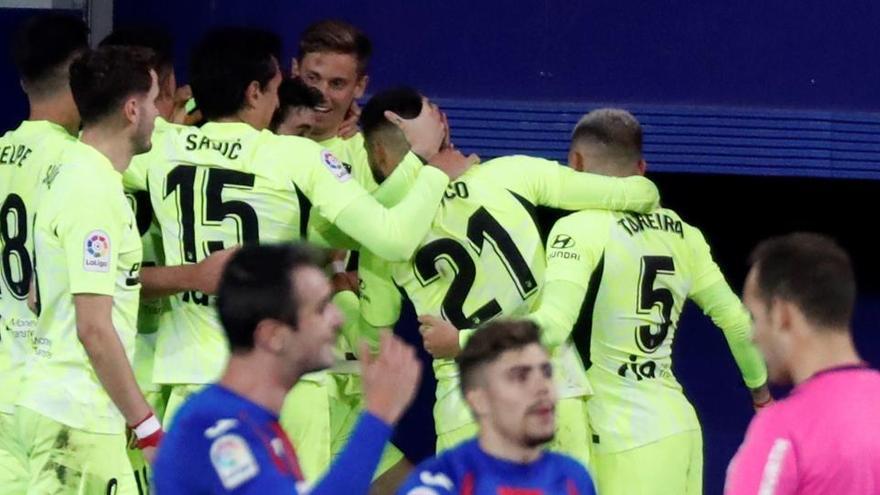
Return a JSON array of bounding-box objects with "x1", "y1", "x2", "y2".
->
[
  {"x1": 691, "y1": 281, "x2": 768, "y2": 389},
  {"x1": 685, "y1": 224, "x2": 767, "y2": 389},
  {"x1": 484, "y1": 156, "x2": 660, "y2": 213},
  {"x1": 325, "y1": 166, "x2": 448, "y2": 261},
  {"x1": 305, "y1": 152, "x2": 424, "y2": 249},
  {"x1": 529, "y1": 211, "x2": 612, "y2": 349},
  {"x1": 356, "y1": 252, "x2": 402, "y2": 349},
  {"x1": 332, "y1": 290, "x2": 371, "y2": 354}
]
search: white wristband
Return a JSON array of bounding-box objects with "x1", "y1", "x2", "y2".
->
[
  {"x1": 331, "y1": 260, "x2": 347, "y2": 274},
  {"x1": 133, "y1": 414, "x2": 161, "y2": 439}
]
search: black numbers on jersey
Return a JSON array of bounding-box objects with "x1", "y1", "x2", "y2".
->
[
  {"x1": 0, "y1": 194, "x2": 32, "y2": 299},
  {"x1": 413, "y1": 207, "x2": 537, "y2": 329},
  {"x1": 635, "y1": 256, "x2": 676, "y2": 353},
  {"x1": 444, "y1": 181, "x2": 469, "y2": 199},
  {"x1": 164, "y1": 165, "x2": 259, "y2": 263}
]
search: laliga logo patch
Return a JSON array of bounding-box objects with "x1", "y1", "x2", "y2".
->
[
  {"x1": 83, "y1": 230, "x2": 111, "y2": 272},
  {"x1": 321, "y1": 149, "x2": 351, "y2": 182},
  {"x1": 210, "y1": 434, "x2": 260, "y2": 490}
]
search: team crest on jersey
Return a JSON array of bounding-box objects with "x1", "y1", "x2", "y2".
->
[
  {"x1": 83, "y1": 230, "x2": 111, "y2": 272},
  {"x1": 321, "y1": 150, "x2": 351, "y2": 182},
  {"x1": 210, "y1": 434, "x2": 260, "y2": 490}
]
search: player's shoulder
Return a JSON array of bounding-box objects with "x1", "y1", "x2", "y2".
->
[
  {"x1": 554, "y1": 209, "x2": 616, "y2": 238},
  {"x1": 402, "y1": 441, "x2": 478, "y2": 494}
]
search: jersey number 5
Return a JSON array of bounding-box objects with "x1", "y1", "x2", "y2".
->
[
  {"x1": 165, "y1": 165, "x2": 259, "y2": 262},
  {"x1": 414, "y1": 207, "x2": 537, "y2": 329},
  {"x1": 636, "y1": 255, "x2": 676, "y2": 353}
]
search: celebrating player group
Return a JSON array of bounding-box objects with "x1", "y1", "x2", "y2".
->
[{"x1": 0, "y1": 12, "x2": 877, "y2": 495}]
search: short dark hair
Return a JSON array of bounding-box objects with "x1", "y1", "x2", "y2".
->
[
  {"x1": 360, "y1": 86, "x2": 422, "y2": 141},
  {"x1": 190, "y1": 27, "x2": 281, "y2": 121},
  {"x1": 217, "y1": 243, "x2": 324, "y2": 352},
  {"x1": 69, "y1": 46, "x2": 156, "y2": 125},
  {"x1": 457, "y1": 319, "x2": 543, "y2": 394},
  {"x1": 571, "y1": 108, "x2": 643, "y2": 166},
  {"x1": 11, "y1": 13, "x2": 89, "y2": 96},
  {"x1": 271, "y1": 77, "x2": 324, "y2": 130},
  {"x1": 298, "y1": 20, "x2": 372, "y2": 76},
  {"x1": 100, "y1": 26, "x2": 174, "y2": 90},
  {"x1": 749, "y1": 233, "x2": 856, "y2": 329}
]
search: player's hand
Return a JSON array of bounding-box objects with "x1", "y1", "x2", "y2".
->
[
  {"x1": 191, "y1": 248, "x2": 239, "y2": 295},
  {"x1": 385, "y1": 97, "x2": 445, "y2": 160},
  {"x1": 141, "y1": 446, "x2": 158, "y2": 464},
  {"x1": 360, "y1": 332, "x2": 422, "y2": 425},
  {"x1": 426, "y1": 148, "x2": 479, "y2": 181},
  {"x1": 419, "y1": 315, "x2": 461, "y2": 358},
  {"x1": 751, "y1": 384, "x2": 773, "y2": 412},
  {"x1": 331, "y1": 272, "x2": 360, "y2": 294},
  {"x1": 337, "y1": 101, "x2": 361, "y2": 139}
]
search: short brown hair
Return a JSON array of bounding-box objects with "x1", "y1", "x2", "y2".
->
[
  {"x1": 571, "y1": 108, "x2": 643, "y2": 166},
  {"x1": 749, "y1": 232, "x2": 856, "y2": 329},
  {"x1": 457, "y1": 319, "x2": 542, "y2": 394},
  {"x1": 69, "y1": 46, "x2": 156, "y2": 125},
  {"x1": 298, "y1": 20, "x2": 372, "y2": 75}
]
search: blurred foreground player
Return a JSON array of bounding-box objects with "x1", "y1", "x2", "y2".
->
[
  {"x1": 398, "y1": 319, "x2": 595, "y2": 495},
  {"x1": 725, "y1": 233, "x2": 880, "y2": 495},
  {"x1": 153, "y1": 243, "x2": 423, "y2": 494}
]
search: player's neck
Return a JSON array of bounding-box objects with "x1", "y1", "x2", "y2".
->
[
  {"x1": 789, "y1": 329, "x2": 862, "y2": 385},
  {"x1": 220, "y1": 356, "x2": 293, "y2": 414},
  {"x1": 213, "y1": 111, "x2": 266, "y2": 131},
  {"x1": 478, "y1": 428, "x2": 543, "y2": 464},
  {"x1": 80, "y1": 125, "x2": 135, "y2": 174},
  {"x1": 28, "y1": 95, "x2": 79, "y2": 136},
  {"x1": 307, "y1": 124, "x2": 340, "y2": 143}
]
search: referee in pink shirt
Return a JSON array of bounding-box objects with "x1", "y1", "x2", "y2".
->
[{"x1": 725, "y1": 232, "x2": 880, "y2": 495}]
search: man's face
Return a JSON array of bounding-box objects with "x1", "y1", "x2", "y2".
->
[
  {"x1": 743, "y1": 268, "x2": 790, "y2": 385},
  {"x1": 132, "y1": 70, "x2": 160, "y2": 155},
  {"x1": 288, "y1": 266, "x2": 343, "y2": 373},
  {"x1": 274, "y1": 107, "x2": 316, "y2": 137},
  {"x1": 297, "y1": 51, "x2": 366, "y2": 140},
  {"x1": 253, "y1": 61, "x2": 283, "y2": 131},
  {"x1": 476, "y1": 344, "x2": 557, "y2": 448}
]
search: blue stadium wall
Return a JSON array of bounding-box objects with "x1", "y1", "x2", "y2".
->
[{"x1": 1, "y1": 2, "x2": 878, "y2": 493}]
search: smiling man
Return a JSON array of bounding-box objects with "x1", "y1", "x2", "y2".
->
[{"x1": 397, "y1": 319, "x2": 596, "y2": 495}]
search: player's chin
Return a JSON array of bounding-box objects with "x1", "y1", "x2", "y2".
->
[{"x1": 523, "y1": 428, "x2": 555, "y2": 448}]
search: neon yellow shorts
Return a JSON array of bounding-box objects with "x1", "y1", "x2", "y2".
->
[
  {"x1": 0, "y1": 410, "x2": 27, "y2": 493},
  {"x1": 549, "y1": 396, "x2": 592, "y2": 470},
  {"x1": 161, "y1": 383, "x2": 204, "y2": 429},
  {"x1": 7, "y1": 406, "x2": 138, "y2": 494},
  {"x1": 592, "y1": 429, "x2": 703, "y2": 495},
  {"x1": 280, "y1": 377, "x2": 332, "y2": 481},
  {"x1": 328, "y1": 373, "x2": 403, "y2": 478}
]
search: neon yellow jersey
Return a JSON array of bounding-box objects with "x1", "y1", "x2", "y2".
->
[
  {"x1": 318, "y1": 133, "x2": 377, "y2": 193},
  {"x1": 132, "y1": 122, "x2": 447, "y2": 385},
  {"x1": 358, "y1": 156, "x2": 661, "y2": 433},
  {"x1": 0, "y1": 121, "x2": 77, "y2": 413},
  {"x1": 538, "y1": 207, "x2": 766, "y2": 453},
  {"x1": 18, "y1": 141, "x2": 142, "y2": 434}
]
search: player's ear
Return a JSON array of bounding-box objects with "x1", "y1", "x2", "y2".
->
[
  {"x1": 636, "y1": 158, "x2": 647, "y2": 176},
  {"x1": 290, "y1": 57, "x2": 300, "y2": 77},
  {"x1": 568, "y1": 148, "x2": 584, "y2": 172},
  {"x1": 354, "y1": 74, "x2": 368, "y2": 99},
  {"x1": 254, "y1": 319, "x2": 285, "y2": 354},
  {"x1": 770, "y1": 297, "x2": 794, "y2": 335},
  {"x1": 466, "y1": 388, "x2": 489, "y2": 417},
  {"x1": 123, "y1": 96, "x2": 140, "y2": 126},
  {"x1": 244, "y1": 80, "x2": 262, "y2": 109}
]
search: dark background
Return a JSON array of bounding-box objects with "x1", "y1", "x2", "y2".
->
[{"x1": 2, "y1": 2, "x2": 878, "y2": 493}]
